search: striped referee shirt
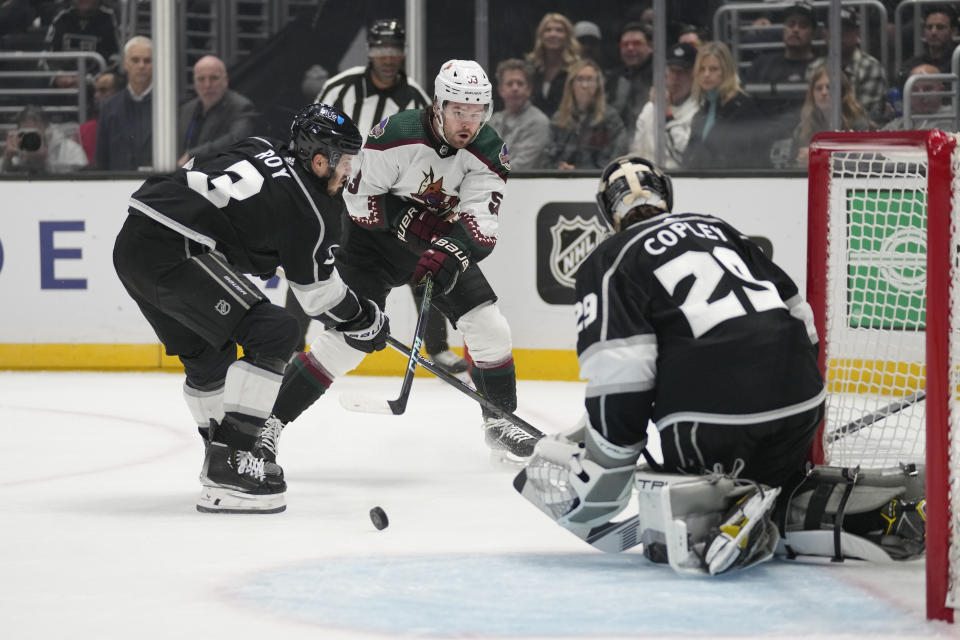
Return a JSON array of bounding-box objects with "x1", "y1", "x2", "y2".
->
[{"x1": 315, "y1": 65, "x2": 430, "y2": 138}]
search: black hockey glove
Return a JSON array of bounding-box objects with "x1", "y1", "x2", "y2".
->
[
  {"x1": 402, "y1": 205, "x2": 455, "y2": 251},
  {"x1": 337, "y1": 298, "x2": 390, "y2": 353},
  {"x1": 413, "y1": 238, "x2": 470, "y2": 296}
]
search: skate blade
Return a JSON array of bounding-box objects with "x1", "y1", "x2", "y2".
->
[{"x1": 196, "y1": 485, "x2": 286, "y2": 514}]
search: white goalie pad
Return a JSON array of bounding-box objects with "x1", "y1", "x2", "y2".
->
[{"x1": 634, "y1": 469, "x2": 779, "y2": 575}]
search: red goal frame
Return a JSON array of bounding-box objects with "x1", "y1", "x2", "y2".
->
[{"x1": 807, "y1": 130, "x2": 956, "y2": 622}]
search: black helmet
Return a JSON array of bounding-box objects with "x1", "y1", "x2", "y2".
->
[
  {"x1": 368, "y1": 18, "x2": 405, "y2": 48},
  {"x1": 596, "y1": 155, "x2": 673, "y2": 231},
  {"x1": 289, "y1": 103, "x2": 362, "y2": 170}
]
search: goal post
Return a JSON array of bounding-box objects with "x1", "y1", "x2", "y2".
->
[{"x1": 807, "y1": 130, "x2": 958, "y2": 622}]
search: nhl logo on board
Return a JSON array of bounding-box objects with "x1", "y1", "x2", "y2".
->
[
  {"x1": 548, "y1": 215, "x2": 607, "y2": 287},
  {"x1": 214, "y1": 299, "x2": 231, "y2": 316}
]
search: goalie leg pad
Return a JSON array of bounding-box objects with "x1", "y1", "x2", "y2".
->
[
  {"x1": 782, "y1": 464, "x2": 926, "y2": 561},
  {"x1": 634, "y1": 469, "x2": 779, "y2": 575}
]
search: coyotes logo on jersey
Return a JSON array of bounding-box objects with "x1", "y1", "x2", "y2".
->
[{"x1": 409, "y1": 168, "x2": 460, "y2": 215}]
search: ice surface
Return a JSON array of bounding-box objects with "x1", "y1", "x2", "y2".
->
[{"x1": 1, "y1": 371, "x2": 956, "y2": 639}]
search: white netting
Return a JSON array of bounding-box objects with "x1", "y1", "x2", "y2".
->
[{"x1": 823, "y1": 149, "x2": 928, "y2": 468}]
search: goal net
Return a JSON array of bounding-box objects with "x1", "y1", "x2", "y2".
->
[{"x1": 807, "y1": 130, "x2": 959, "y2": 622}]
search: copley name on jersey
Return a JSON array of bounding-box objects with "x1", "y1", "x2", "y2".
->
[{"x1": 642, "y1": 218, "x2": 730, "y2": 255}]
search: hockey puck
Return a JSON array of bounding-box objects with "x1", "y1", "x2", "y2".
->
[{"x1": 369, "y1": 506, "x2": 389, "y2": 530}]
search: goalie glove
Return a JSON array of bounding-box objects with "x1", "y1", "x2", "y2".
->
[
  {"x1": 337, "y1": 298, "x2": 389, "y2": 353},
  {"x1": 518, "y1": 433, "x2": 635, "y2": 532},
  {"x1": 412, "y1": 237, "x2": 470, "y2": 296}
]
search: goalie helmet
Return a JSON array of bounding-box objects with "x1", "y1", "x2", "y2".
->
[
  {"x1": 433, "y1": 59, "x2": 493, "y2": 145},
  {"x1": 596, "y1": 155, "x2": 673, "y2": 231},
  {"x1": 367, "y1": 18, "x2": 405, "y2": 49},
  {"x1": 288, "y1": 102, "x2": 362, "y2": 171}
]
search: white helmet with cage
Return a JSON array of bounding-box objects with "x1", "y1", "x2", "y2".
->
[{"x1": 433, "y1": 59, "x2": 493, "y2": 145}]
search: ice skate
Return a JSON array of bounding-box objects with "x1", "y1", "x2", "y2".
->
[
  {"x1": 197, "y1": 422, "x2": 286, "y2": 514},
  {"x1": 484, "y1": 416, "x2": 537, "y2": 465},
  {"x1": 431, "y1": 349, "x2": 468, "y2": 374}
]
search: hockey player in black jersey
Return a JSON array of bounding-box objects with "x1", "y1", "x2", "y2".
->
[
  {"x1": 517, "y1": 155, "x2": 826, "y2": 573},
  {"x1": 265, "y1": 59, "x2": 534, "y2": 465},
  {"x1": 113, "y1": 103, "x2": 388, "y2": 513}
]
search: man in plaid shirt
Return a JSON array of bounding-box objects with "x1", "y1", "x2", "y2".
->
[{"x1": 807, "y1": 8, "x2": 887, "y2": 123}]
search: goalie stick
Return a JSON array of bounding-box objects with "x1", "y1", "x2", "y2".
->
[
  {"x1": 338, "y1": 277, "x2": 434, "y2": 416},
  {"x1": 827, "y1": 390, "x2": 926, "y2": 442}
]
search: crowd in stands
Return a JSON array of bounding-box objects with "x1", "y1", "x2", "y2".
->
[{"x1": 1, "y1": 0, "x2": 958, "y2": 175}]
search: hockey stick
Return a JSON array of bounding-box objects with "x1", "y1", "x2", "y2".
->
[
  {"x1": 384, "y1": 335, "x2": 546, "y2": 441},
  {"x1": 827, "y1": 390, "x2": 926, "y2": 442},
  {"x1": 338, "y1": 277, "x2": 434, "y2": 415}
]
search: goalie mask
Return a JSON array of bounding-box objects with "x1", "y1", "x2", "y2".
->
[
  {"x1": 596, "y1": 155, "x2": 674, "y2": 231},
  {"x1": 289, "y1": 103, "x2": 363, "y2": 174},
  {"x1": 433, "y1": 59, "x2": 493, "y2": 146}
]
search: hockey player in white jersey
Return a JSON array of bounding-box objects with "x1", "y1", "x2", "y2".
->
[
  {"x1": 265, "y1": 59, "x2": 533, "y2": 464},
  {"x1": 285, "y1": 18, "x2": 467, "y2": 374}
]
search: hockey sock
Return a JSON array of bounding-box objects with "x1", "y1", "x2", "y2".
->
[
  {"x1": 271, "y1": 351, "x2": 334, "y2": 424},
  {"x1": 470, "y1": 356, "x2": 517, "y2": 418}
]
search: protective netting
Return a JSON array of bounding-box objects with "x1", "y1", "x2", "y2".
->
[{"x1": 822, "y1": 149, "x2": 928, "y2": 468}]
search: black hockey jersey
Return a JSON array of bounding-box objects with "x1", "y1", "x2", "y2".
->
[
  {"x1": 128, "y1": 136, "x2": 362, "y2": 323},
  {"x1": 575, "y1": 211, "x2": 825, "y2": 445}
]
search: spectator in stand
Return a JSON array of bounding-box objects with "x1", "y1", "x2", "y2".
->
[
  {"x1": 678, "y1": 24, "x2": 704, "y2": 49},
  {"x1": 747, "y1": 1, "x2": 818, "y2": 86},
  {"x1": 177, "y1": 55, "x2": 257, "y2": 166},
  {"x1": 95, "y1": 35, "x2": 152, "y2": 171},
  {"x1": 605, "y1": 22, "x2": 653, "y2": 141},
  {"x1": 791, "y1": 64, "x2": 872, "y2": 167},
  {"x1": 488, "y1": 58, "x2": 551, "y2": 171},
  {"x1": 631, "y1": 42, "x2": 698, "y2": 170},
  {"x1": 884, "y1": 64, "x2": 954, "y2": 131},
  {"x1": 573, "y1": 20, "x2": 605, "y2": 69},
  {"x1": 545, "y1": 59, "x2": 628, "y2": 171},
  {"x1": 807, "y1": 8, "x2": 887, "y2": 124},
  {"x1": 525, "y1": 12, "x2": 580, "y2": 120},
  {"x1": 1, "y1": 104, "x2": 87, "y2": 173},
  {"x1": 45, "y1": 0, "x2": 120, "y2": 89},
  {"x1": 683, "y1": 41, "x2": 766, "y2": 170},
  {"x1": 902, "y1": 5, "x2": 958, "y2": 77},
  {"x1": 75, "y1": 69, "x2": 122, "y2": 164}
]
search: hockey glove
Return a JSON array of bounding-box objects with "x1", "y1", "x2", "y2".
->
[
  {"x1": 402, "y1": 206, "x2": 455, "y2": 251},
  {"x1": 338, "y1": 298, "x2": 390, "y2": 353},
  {"x1": 413, "y1": 238, "x2": 470, "y2": 296}
]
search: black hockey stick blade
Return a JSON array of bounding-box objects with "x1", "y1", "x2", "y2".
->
[
  {"x1": 386, "y1": 336, "x2": 546, "y2": 442},
  {"x1": 827, "y1": 390, "x2": 926, "y2": 442},
  {"x1": 339, "y1": 277, "x2": 434, "y2": 416}
]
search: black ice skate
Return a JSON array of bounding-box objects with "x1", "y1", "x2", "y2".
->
[
  {"x1": 483, "y1": 416, "x2": 537, "y2": 464},
  {"x1": 197, "y1": 421, "x2": 286, "y2": 514}
]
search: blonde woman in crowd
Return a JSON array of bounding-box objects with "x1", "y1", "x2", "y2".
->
[
  {"x1": 682, "y1": 41, "x2": 766, "y2": 170},
  {"x1": 525, "y1": 12, "x2": 580, "y2": 119},
  {"x1": 545, "y1": 59, "x2": 628, "y2": 171},
  {"x1": 792, "y1": 63, "x2": 872, "y2": 166}
]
